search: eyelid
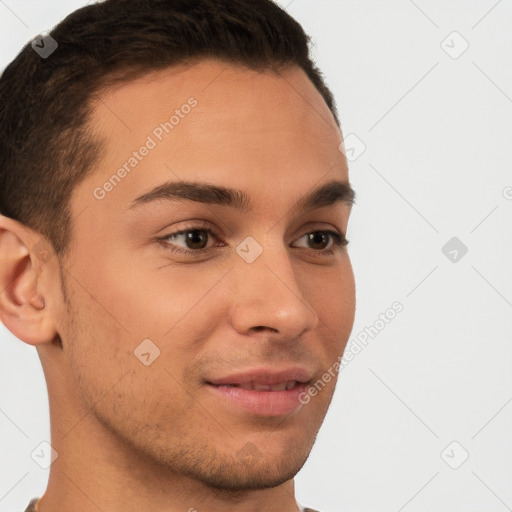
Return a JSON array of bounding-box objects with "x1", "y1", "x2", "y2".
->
[
  {"x1": 291, "y1": 230, "x2": 348, "y2": 249},
  {"x1": 157, "y1": 225, "x2": 348, "y2": 258},
  {"x1": 158, "y1": 221, "x2": 345, "y2": 242}
]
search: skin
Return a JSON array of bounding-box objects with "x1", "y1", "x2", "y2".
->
[{"x1": 0, "y1": 59, "x2": 355, "y2": 512}]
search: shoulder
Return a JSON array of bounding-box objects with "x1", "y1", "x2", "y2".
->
[{"x1": 23, "y1": 497, "x2": 39, "y2": 512}]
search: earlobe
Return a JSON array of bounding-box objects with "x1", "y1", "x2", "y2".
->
[{"x1": 0, "y1": 215, "x2": 58, "y2": 346}]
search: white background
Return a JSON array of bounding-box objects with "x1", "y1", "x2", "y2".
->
[{"x1": 1, "y1": 1, "x2": 511, "y2": 511}]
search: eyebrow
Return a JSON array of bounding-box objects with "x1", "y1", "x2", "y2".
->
[{"x1": 129, "y1": 179, "x2": 356, "y2": 214}]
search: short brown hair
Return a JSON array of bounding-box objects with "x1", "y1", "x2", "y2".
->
[{"x1": 0, "y1": 0, "x2": 341, "y2": 258}]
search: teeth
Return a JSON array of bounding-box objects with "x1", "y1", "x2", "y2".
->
[
  {"x1": 235, "y1": 381, "x2": 297, "y2": 391},
  {"x1": 270, "y1": 382, "x2": 287, "y2": 391},
  {"x1": 254, "y1": 383, "x2": 272, "y2": 391}
]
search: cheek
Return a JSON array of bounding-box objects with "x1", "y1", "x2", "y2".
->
[
  {"x1": 64, "y1": 292, "x2": 131, "y2": 386},
  {"x1": 308, "y1": 258, "x2": 355, "y2": 324},
  {"x1": 303, "y1": 259, "x2": 356, "y2": 372},
  {"x1": 63, "y1": 297, "x2": 194, "y2": 426},
  {"x1": 89, "y1": 252, "x2": 231, "y2": 341}
]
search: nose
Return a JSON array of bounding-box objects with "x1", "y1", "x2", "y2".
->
[{"x1": 228, "y1": 242, "x2": 320, "y2": 339}]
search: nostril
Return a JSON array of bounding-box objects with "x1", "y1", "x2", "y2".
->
[{"x1": 252, "y1": 326, "x2": 278, "y2": 332}]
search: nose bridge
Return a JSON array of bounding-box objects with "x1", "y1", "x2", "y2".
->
[{"x1": 229, "y1": 234, "x2": 319, "y2": 336}]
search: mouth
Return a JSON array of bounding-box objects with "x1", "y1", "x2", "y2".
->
[
  {"x1": 210, "y1": 380, "x2": 303, "y2": 391},
  {"x1": 205, "y1": 367, "x2": 312, "y2": 416}
]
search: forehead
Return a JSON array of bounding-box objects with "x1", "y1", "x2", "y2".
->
[
  {"x1": 92, "y1": 58, "x2": 335, "y2": 118},
  {"x1": 76, "y1": 59, "x2": 347, "y2": 220},
  {"x1": 88, "y1": 58, "x2": 341, "y2": 155}
]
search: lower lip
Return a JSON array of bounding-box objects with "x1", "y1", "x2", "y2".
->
[{"x1": 206, "y1": 383, "x2": 308, "y2": 417}]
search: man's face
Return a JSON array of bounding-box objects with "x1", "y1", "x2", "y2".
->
[{"x1": 53, "y1": 59, "x2": 355, "y2": 490}]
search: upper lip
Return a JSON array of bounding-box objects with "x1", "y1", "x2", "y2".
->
[{"x1": 206, "y1": 367, "x2": 312, "y2": 386}]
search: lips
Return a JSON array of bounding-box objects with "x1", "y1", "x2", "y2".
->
[
  {"x1": 218, "y1": 381, "x2": 299, "y2": 391},
  {"x1": 205, "y1": 367, "x2": 313, "y2": 416},
  {"x1": 206, "y1": 367, "x2": 312, "y2": 388}
]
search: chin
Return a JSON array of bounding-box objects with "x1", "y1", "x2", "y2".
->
[
  {"x1": 201, "y1": 454, "x2": 309, "y2": 492},
  {"x1": 184, "y1": 437, "x2": 314, "y2": 493}
]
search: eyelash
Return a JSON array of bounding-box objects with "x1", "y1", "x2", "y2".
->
[{"x1": 157, "y1": 224, "x2": 349, "y2": 257}]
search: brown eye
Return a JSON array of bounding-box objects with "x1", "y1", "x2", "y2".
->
[
  {"x1": 179, "y1": 230, "x2": 209, "y2": 250},
  {"x1": 293, "y1": 230, "x2": 348, "y2": 252},
  {"x1": 305, "y1": 232, "x2": 330, "y2": 250},
  {"x1": 160, "y1": 228, "x2": 218, "y2": 254}
]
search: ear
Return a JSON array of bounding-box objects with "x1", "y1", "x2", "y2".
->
[{"x1": 0, "y1": 214, "x2": 58, "y2": 345}]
